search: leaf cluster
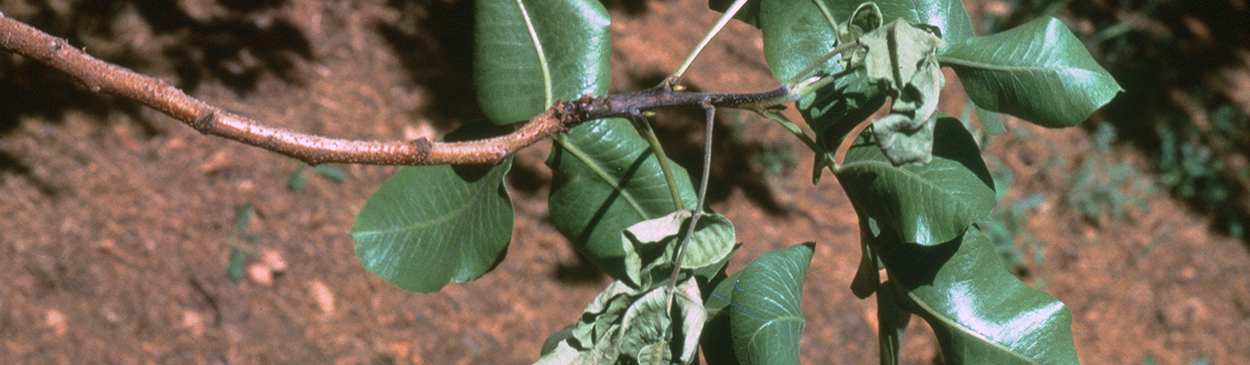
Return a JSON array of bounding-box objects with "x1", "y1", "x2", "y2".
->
[{"x1": 350, "y1": 0, "x2": 1122, "y2": 364}]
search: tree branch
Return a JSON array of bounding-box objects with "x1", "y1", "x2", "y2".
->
[
  {"x1": 0, "y1": 13, "x2": 799, "y2": 166},
  {"x1": 1, "y1": 13, "x2": 587, "y2": 166}
]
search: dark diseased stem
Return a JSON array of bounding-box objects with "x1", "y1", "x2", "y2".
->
[
  {"x1": 578, "y1": 84, "x2": 791, "y2": 122},
  {"x1": 0, "y1": 13, "x2": 798, "y2": 167},
  {"x1": 666, "y1": 102, "x2": 716, "y2": 295}
]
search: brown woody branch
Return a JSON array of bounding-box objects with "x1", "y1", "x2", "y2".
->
[
  {"x1": 1, "y1": 13, "x2": 796, "y2": 166},
  {"x1": 0, "y1": 13, "x2": 586, "y2": 166}
]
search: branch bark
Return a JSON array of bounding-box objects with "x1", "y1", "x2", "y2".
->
[
  {"x1": 0, "y1": 13, "x2": 585, "y2": 166},
  {"x1": 0, "y1": 13, "x2": 797, "y2": 166}
]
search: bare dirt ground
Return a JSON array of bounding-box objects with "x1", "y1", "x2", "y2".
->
[{"x1": 2, "y1": 0, "x2": 1248, "y2": 364}]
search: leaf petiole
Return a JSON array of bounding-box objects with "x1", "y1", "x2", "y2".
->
[
  {"x1": 636, "y1": 114, "x2": 685, "y2": 212},
  {"x1": 669, "y1": 0, "x2": 752, "y2": 83}
]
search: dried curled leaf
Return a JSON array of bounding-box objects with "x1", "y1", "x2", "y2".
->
[
  {"x1": 535, "y1": 279, "x2": 706, "y2": 365},
  {"x1": 874, "y1": 48, "x2": 944, "y2": 165},
  {"x1": 836, "y1": 2, "x2": 883, "y2": 70},
  {"x1": 860, "y1": 19, "x2": 946, "y2": 165}
]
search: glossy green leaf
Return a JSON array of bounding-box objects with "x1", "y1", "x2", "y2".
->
[
  {"x1": 548, "y1": 118, "x2": 698, "y2": 280},
  {"x1": 876, "y1": 280, "x2": 912, "y2": 365},
  {"x1": 730, "y1": 243, "x2": 814, "y2": 365},
  {"x1": 838, "y1": 117, "x2": 994, "y2": 245},
  {"x1": 757, "y1": 0, "x2": 877, "y2": 152},
  {"x1": 351, "y1": 161, "x2": 513, "y2": 293},
  {"x1": 850, "y1": 233, "x2": 880, "y2": 299},
  {"x1": 700, "y1": 269, "x2": 744, "y2": 365},
  {"x1": 871, "y1": 0, "x2": 974, "y2": 51},
  {"x1": 872, "y1": 225, "x2": 1079, "y2": 365},
  {"x1": 850, "y1": 219, "x2": 912, "y2": 365},
  {"x1": 755, "y1": 0, "x2": 970, "y2": 154},
  {"x1": 622, "y1": 211, "x2": 736, "y2": 289},
  {"x1": 804, "y1": 72, "x2": 888, "y2": 152},
  {"x1": 940, "y1": 17, "x2": 1122, "y2": 128},
  {"x1": 758, "y1": 0, "x2": 840, "y2": 83},
  {"x1": 715, "y1": 0, "x2": 971, "y2": 39},
  {"x1": 759, "y1": 0, "x2": 973, "y2": 82},
  {"x1": 475, "y1": 0, "x2": 611, "y2": 125}
]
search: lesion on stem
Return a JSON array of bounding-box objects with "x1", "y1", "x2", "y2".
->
[{"x1": 0, "y1": 12, "x2": 846, "y2": 167}]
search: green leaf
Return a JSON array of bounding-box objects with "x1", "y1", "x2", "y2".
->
[
  {"x1": 287, "y1": 168, "x2": 308, "y2": 192},
  {"x1": 313, "y1": 164, "x2": 347, "y2": 182},
  {"x1": 870, "y1": 0, "x2": 974, "y2": 51},
  {"x1": 976, "y1": 106, "x2": 1006, "y2": 136},
  {"x1": 700, "y1": 270, "x2": 744, "y2": 365},
  {"x1": 226, "y1": 246, "x2": 248, "y2": 282},
  {"x1": 757, "y1": 0, "x2": 879, "y2": 154},
  {"x1": 730, "y1": 243, "x2": 814, "y2": 365},
  {"x1": 850, "y1": 236, "x2": 880, "y2": 299},
  {"x1": 876, "y1": 280, "x2": 912, "y2": 365},
  {"x1": 759, "y1": 0, "x2": 973, "y2": 83},
  {"x1": 475, "y1": 0, "x2": 611, "y2": 125},
  {"x1": 872, "y1": 225, "x2": 1079, "y2": 365},
  {"x1": 756, "y1": 0, "x2": 970, "y2": 154},
  {"x1": 540, "y1": 324, "x2": 577, "y2": 357},
  {"x1": 803, "y1": 73, "x2": 888, "y2": 152},
  {"x1": 837, "y1": 117, "x2": 995, "y2": 245},
  {"x1": 234, "y1": 203, "x2": 253, "y2": 233},
  {"x1": 758, "y1": 0, "x2": 840, "y2": 83},
  {"x1": 548, "y1": 118, "x2": 698, "y2": 281},
  {"x1": 940, "y1": 17, "x2": 1122, "y2": 128},
  {"x1": 622, "y1": 211, "x2": 736, "y2": 288},
  {"x1": 351, "y1": 161, "x2": 513, "y2": 293}
]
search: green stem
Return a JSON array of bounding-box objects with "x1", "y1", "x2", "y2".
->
[
  {"x1": 762, "y1": 111, "x2": 822, "y2": 155},
  {"x1": 784, "y1": 40, "x2": 861, "y2": 88},
  {"x1": 670, "y1": 0, "x2": 752, "y2": 83},
  {"x1": 639, "y1": 120, "x2": 685, "y2": 212},
  {"x1": 810, "y1": 0, "x2": 839, "y2": 30}
]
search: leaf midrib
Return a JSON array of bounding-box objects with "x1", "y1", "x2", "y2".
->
[
  {"x1": 937, "y1": 56, "x2": 1113, "y2": 79},
  {"x1": 903, "y1": 290, "x2": 1036, "y2": 363},
  {"x1": 837, "y1": 159, "x2": 987, "y2": 243},
  {"x1": 554, "y1": 135, "x2": 650, "y2": 217},
  {"x1": 353, "y1": 175, "x2": 496, "y2": 238},
  {"x1": 514, "y1": 0, "x2": 553, "y2": 106}
]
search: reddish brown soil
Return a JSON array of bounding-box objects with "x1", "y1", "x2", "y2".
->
[{"x1": 2, "y1": 0, "x2": 1248, "y2": 364}]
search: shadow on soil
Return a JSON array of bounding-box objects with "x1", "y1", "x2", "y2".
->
[
  {"x1": 377, "y1": 0, "x2": 479, "y2": 129},
  {"x1": 601, "y1": 0, "x2": 653, "y2": 16},
  {"x1": 1003, "y1": 0, "x2": 1250, "y2": 248},
  {"x1": 1, "y1": 0, "x2": 313, "y2": 181}
]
